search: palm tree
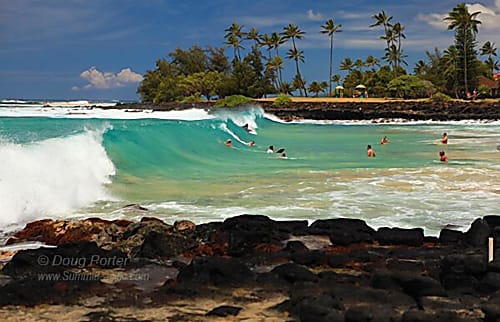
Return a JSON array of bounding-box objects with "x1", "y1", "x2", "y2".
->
[
  {"x1": 270, "y1": 32, "x2": 286, "y2": 85},
  {"x1": 246, "y1": 27, "x2": 261, "y2": 49},
  {"x1": 444, "y1": 3, "x2": 481, "y2": 95},
  {"x1": 320, "y1": 18, "x2": 342, "y2": 96},
  {"x1": 340, "y1": 58, "x2": 353, "y2": 72},
  {"x1": 279, "y1": 81, "x2": 294, "y2": 95},
  {"x1": 308, "y1": 81, "x2": 322, "y2": 97},
  {"x1": 384, "y1": 44, "x2": 407, "y2": 76},
  {"x1": 392, "y1": 22, "x2": 406, "y2": 69},
  {"x1": 413, "y1": 60, "x2": 427, "y2": 76},
  {"x1": 281, "y1": 24, "x2": 307, "y2": 96},
  {"x1": 365, "y1": 55, "x2": 380, "y2": 70},
  {"x1": 480, "y1": 41, "x2": 497, "y2": 57},
  {"x1": 331, "y1": 74, "x2": 342, "y2": 86},
  {"x1": 354, "y1": 59, "x2": 365, "y2": 71},
  {"x1": 266, "y1": 56, "x2": 284, "y2": 89},
  {"x1": 485, "y1": 57, "x2": 500, "y2": 74},
  {"x1": 260, "y1": 33, "x2": 274, "y2": 60},
  {"x1": 320, "y1": 81, "x2": 329, "y2": 95},
  {"x1": 480, "y1": 41, "x2": 498, "y2": 76},
  {"x1": 270, "y1": 32, "x2": 286, "y2": 57},
  {"x1": 224, "y1": 23, "x2": 246, "y2": 61},
  {"x1": 370, "y1": 11, "x2": 393, "y2": 56}
]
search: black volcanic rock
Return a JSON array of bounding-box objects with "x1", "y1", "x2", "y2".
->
[
  {"x1": 176, "y1": 257, "x2": 255, "y2": 286},
  {"x1": 375, "y1": 227, "x2": 424, "y2": 246},
  {"x1": 439, "y1": 229, "x2": 464, "y2": 244},
  {"x1": 464, "y1": 218, "x2": 491, "y2": 247},
  {"x1": 206, "y1": 305, "x2": 242, "y2": 317},
  {"x1": 308, "y1": 218, "x2": 374, "y2": 245}
]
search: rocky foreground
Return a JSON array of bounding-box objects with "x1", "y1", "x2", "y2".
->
[{"x1": 1, "y1": 214, "x2": 500, "y2": 321}]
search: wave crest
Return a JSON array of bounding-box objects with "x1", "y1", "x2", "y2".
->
[{"x1": 0, "y1": 129, "x2": 115, "y2": 225}]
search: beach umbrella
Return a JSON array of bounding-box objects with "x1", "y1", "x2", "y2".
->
[
  {"x1": 335, "y1": 85, "x2": 344, "y2": 90},
  {"x1": 355, "y1": 84, "x2": 366, "y2": 89}
]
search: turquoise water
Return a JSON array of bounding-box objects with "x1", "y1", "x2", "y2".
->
[{"x1": 0, "y1": 105, "x2": 499, "y2": 235}]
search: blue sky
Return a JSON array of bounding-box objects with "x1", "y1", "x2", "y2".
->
[{"x1": 1, "y1": 0, "x2": 499, "y2": 100}]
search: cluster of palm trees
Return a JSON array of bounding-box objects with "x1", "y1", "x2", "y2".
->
[
  {"x1": 221, "y1": 13, "x2": 403, "y2": 98},
  {"x1": 224, "y1": 22, "x2": 309, "y2": 95},
  {"x1": 220, "y1": 3, "x2": 498, "y2": 98},
  {"x1": 224, "y1": 20, "x2": 351, "y2": 97},
  {"x1": 369, "y1": 11, "x2": 407, "y2": 76}
]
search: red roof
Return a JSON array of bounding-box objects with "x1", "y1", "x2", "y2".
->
[
  {"x1": 479, "y1": 76, "x2": 499, "y2": 89},
  {"x1": 494, "y1": 73, "x2": 500, "y2": 81}
]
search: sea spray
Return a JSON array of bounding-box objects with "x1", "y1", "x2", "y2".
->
[{"x1": 0, "y1": 128, "x2": 115, "y2": 225}]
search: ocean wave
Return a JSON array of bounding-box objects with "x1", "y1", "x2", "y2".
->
[{"x1": 0, "y1": 128, "x2": 116, "y2": 226}]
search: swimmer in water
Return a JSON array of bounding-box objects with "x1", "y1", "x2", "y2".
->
[
  {"x1": 280, "y1": 152, "x2": 287, "y2": 159},
  {"x1": 367, "y1": 145, "x2": 376, "y2": 157},
  {"x1": 225, "y1": 139, "x2": 233, "y2": 147},
  {"x1": 246, "y1": 140, "x2": 255, "y2": 147},
  {"x1": 380, "y1": 136, "x2": 388, "y2": 145},
  {"x1": 441, "y1": 132, "x2": 448, "y2": 145},
  {"x1": 439, "y1": 150, "x2": 448, "y2": 163},
  {"x1": 267, "y1": 145, "x2": 274, "y2": 153}
]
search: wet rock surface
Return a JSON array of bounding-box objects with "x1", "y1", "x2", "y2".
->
[{"x1": 2, "y1": 214, "x2": 500, "y2": 321}]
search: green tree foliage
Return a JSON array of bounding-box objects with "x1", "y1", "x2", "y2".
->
[
  {"x1": 137, "y1": 59, "x2": 180, "y2": 103},
  {"x1": 387, "y1": 75, "x2": 435, "y2": 98},
  {"x1": 281, "y1": 24, "x2": 307, "y2": 96},
  {"x1": 215, "y1": 95, "x2": 253, "y2": 107},
  {"x1": 224, "y1": 22, "x2": 246, "y2": 61},
  {"x1": 169, "y1": 46, "x2": 208, "y2": 75},
  {"x1": 444, "y1": 3, "x2": 482, "y2": 95},
  {"x1": 480, "y1": 41, "x2": 499, "y2": 77},
  {"x1": 228, "y1": 47, "x2": 273, "y2": 98},
  {"x1": 207, "y1": 47, "x2": 230, "y2": 74},
  {"x1": 369, "y1": 11, "x2": 406, "y2": 77},
  {"x1": 177, "y1": 71, "x2": 225, "y2": 100},
  {"x1": 308, "y1": 81, "x2": 322, "y2": 97},
  {"x1": 273, "y1": 93, "x2": 292, "y2": 106}
]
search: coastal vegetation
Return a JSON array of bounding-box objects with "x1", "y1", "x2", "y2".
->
[{"x1": 137, "y1": 3, "x2": 499, "y2": 103}]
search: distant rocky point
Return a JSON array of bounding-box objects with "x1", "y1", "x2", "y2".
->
[{"x1": 110, "y1": 99, "x2": 500, "y2": 121}]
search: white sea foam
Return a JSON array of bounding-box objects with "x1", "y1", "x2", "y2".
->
[
  {"x1": 0, "y1": 107, "x2": 215, "y2": 121},
  {"x1": 0, "y1": 129, "x2": 116, "y2": 227},
  {"x1": 211, "y1": 106, "x2": 263, "y2": 132},
  {"x1": 283, "y1": 118, "x2": 500, "y2": 126}
]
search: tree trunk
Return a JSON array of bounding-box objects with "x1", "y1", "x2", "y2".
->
[
  {"x1": 329, "y1": 36, "x2": 333, "y2": 96},
  {"x1": 463, "y1": 27, "x2": 468, "y2": 96}
]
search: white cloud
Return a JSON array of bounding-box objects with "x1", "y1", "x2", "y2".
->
[
  {"x1": 416, "y1": 2, "x2": 500, "y2": 51},
  {"x1": 76, "y1": 66, "x2": 143, "y2": 90},
  {"x1": 418, "y1": 3, "x2": 500, "y2": 31},
  {"x1": 307, "y1": 9, "x2": 323, "y2": 21}
]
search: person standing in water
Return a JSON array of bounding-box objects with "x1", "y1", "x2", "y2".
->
[
  {"x1": 441, "y1": 132, "x2": 448, "y2": 145},
  {"x1": 439, "y1": 150, "x2": 448, "y2": 163},
  {"x1": 367, "y1": 145, "x2": 376, "y2": 157},
  {"x1": 380, "y1": 136, "x2": 388, "y2": 145}
]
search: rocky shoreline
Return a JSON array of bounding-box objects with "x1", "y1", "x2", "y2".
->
[
  {"x1": 2, "y1": 214, "x2": 500, "y2": 321},
  {"x1": 111, "y1": 99, "x2": 500, "y2": 121}
]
